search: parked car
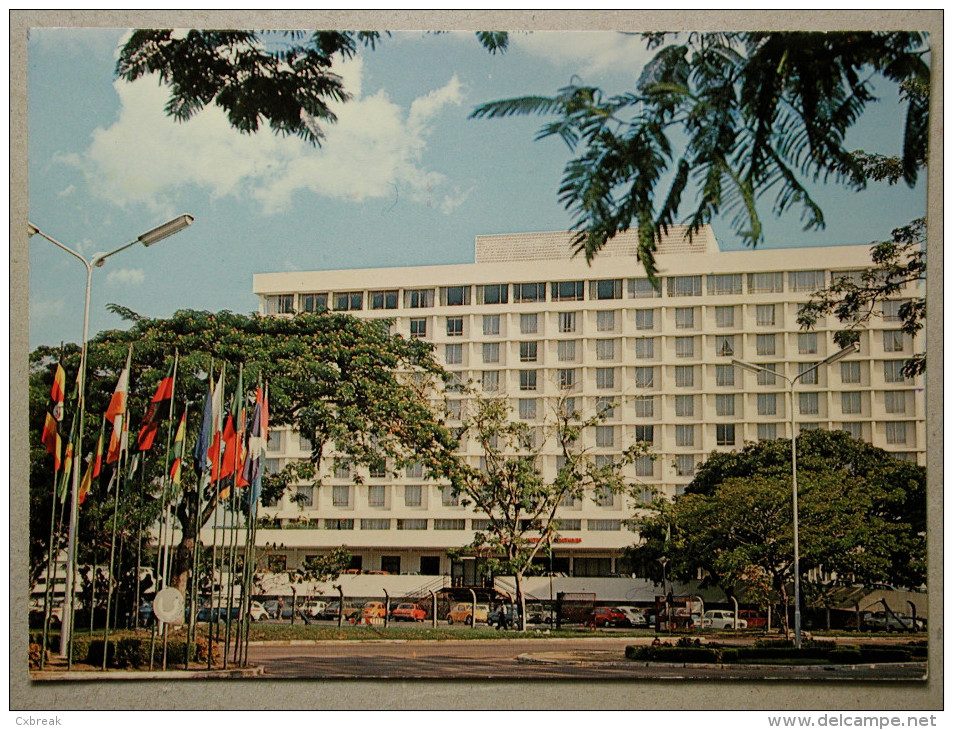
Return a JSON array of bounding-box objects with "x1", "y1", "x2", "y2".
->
[
  {"x1": 447, "y1": 602, "x2": 489, "y2": 625},
  {"x1": 739, "y1": 609, "x2": 768, "y2": 629},
  {"x1": 261, "y1": 600, "x2": 281, "y2": 619},
  {"x1": 390, "y1": 603, "x2": 427, "y2": 622},
  {"x1": 585, "y1": 606, "x2": 628, "y2": 628},
  {"x1": 299, "y1": 599, "x2": 328, "y2": 619},
  {"x1": 616, "y1": 606, "x2": 647, "y2": 627},
  {"x1": 525, "y1": 607, "x2": 554, "y2": 625},
  {"x1": 861, "y1": 611, "x2": 916, "y2": 633},
  {"x1": 360, "y1": 601, "x2": 387, "y2": 621},
  {"x1": 702, "y1": 610, "x2": 747, "y2": 630},
  {"x1": 248, "y1": 601, "x2": 269, "y2": 622},
  {"x1": 488, "y1": 604, "x2": 523, "y2": 630}
]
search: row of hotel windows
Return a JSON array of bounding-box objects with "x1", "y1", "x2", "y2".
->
[
  {"x1": 265, "y1": 270, "x2": 894, "y2": 314},
  {"x1": 438, "y1": 331, "x2": 908, "y2": 365},
  {"x1": 269, "y1": 517, "x2": 635, "y2": 532}
]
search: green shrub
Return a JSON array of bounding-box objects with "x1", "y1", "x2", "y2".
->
[
  {"x1": 828, "y1": 647, "x2": 862, "y2": 664},
  {"x1": 625, "y1": 645, "x2": 722, "y2": 663},
  {"x1": 857, "y1": 647, "x2": 912, "y2": 663}
]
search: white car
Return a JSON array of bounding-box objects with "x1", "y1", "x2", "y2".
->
[
  {"x1": 616, "y1": 606, "x2": 647, "y2": 627},
  {"x1": 248, "y1": 601, "x2": 269, "y2": 622},
  {"x1": 299, "y1": 600, "x2": 328, "y2": 618},
  {"x1": 702, "y1": 610, "x2": 747, "y2": 630}
]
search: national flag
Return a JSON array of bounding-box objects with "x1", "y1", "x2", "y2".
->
[
  {"x1": 40, "y1": 362, "x2": 67, "y2": 468},
  {"x1": 169, "y1": 411, "x2": 187, "y2": 485},
  {"x1": 219, "y1": 367, "x2": 244, "y2": 486},
  {"x1": 137, "y1": 361, "x2": 175, "y2": 451},
  {"x1": 78, "y1": 457, "x2": 93, "y2": 505},
  {"x1": 79, "y1": 421, "x2": 104, "y2": 504},
  {"x1": 241, "y1": 386, "x2": 265, "y2": 508},
  {"x1": 56, "y1": 416, "x2": 77, "y2": 503},
  {"x1": 105, "y1": 348, "x2": 133, "y2": 464},
  {"x1": 206, "y1": 367, "x2": 225, "y2": 482},
  {"x1": 193, "y1": 379, "x2": 214, "y2": 476},
  {"x1": 92, "y1": 419, "x2": 104, "y2": 479}
]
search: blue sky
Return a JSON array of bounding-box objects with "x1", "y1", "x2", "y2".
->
[{"x1": 28, "y1": 28, "x2": 928, "y2": 349}]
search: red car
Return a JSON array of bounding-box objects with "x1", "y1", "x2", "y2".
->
[
  {"x1": 390, "y1": 602, "x2": 427, "y2": 622},
  {"x1": 586, "y1": 606, "x2": 628, "y2": 628}
]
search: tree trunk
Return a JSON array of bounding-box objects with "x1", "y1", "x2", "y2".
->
[{"x1": 515, "y1": 571, "x2": 526, "y2": 633}]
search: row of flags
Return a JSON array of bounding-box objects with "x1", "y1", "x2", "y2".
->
[{"x1": 38, "y1": 350, "x2": 269, "y2": 513}]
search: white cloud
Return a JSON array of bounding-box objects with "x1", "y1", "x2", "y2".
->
[
  {"x1": 72, "y1": 56, "x2": 469, "y2": 215},
  {"x1": 513, "y1": 31, "x2": 656, "y2": 77},
  {"x1": 57, "y1": 184, "x2": 76, "y2": 197},
  {"x1": 30, "y1": 298, "x2": 64, "y2": 322},
  {"x1": 106, "y1": 268, "x2": 145, "y2": 285}
]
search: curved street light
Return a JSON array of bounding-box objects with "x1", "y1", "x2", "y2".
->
[
  {"x1": 29, "y1": 214, "x2": 194, "y2": 663},
  {"x1": 731, "y1": 341, "x2": 859, "y2": 648}
]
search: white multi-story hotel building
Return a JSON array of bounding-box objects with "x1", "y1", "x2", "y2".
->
[{"x1": 249, "y1": 227, "x2": 925, "y2": 581}]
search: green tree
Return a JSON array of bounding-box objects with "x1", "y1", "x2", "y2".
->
[
  {"x1": 797, "y1": 217, "x2": 926, "y2": 376},
  {"x1": 470, "y1": 31, "x2": 929, "y2": 279},
  {"x1": 436, "y1": 393, "x2": 647, "y2": 630}
]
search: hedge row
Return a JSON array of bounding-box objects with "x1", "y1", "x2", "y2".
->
[
  {"x1": 626, "y1": 643, "x2": 919, "y2": 665},
  {"x1": 29, "y1": 631, "x2": 220, "y2": 669}
]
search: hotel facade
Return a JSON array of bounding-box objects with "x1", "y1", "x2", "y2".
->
[{"x1": 248, "y1": 227, "x2": 925, "y2": 581}]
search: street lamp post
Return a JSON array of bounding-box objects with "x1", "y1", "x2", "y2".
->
[
  {"x1": 731, "y1": 341, "x2": 859, "y2": 648},
  {"x1": 29, "y1": 215, "x2": 194, "y2": 661}
]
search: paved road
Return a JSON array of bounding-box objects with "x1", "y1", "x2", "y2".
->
[{"x1": 247, "y1": 639, "x2": 926, "y2": 681}]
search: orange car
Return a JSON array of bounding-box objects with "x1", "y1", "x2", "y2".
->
[
  {"x1": 360, "y1": 601, "x2": 386, "y2": 621},
  {"x1": 447, "y1": 602, "x2": 489, "y2": 626},
  {"x1": 390, "y1": 603, "x2": 427, "y2": 622}
]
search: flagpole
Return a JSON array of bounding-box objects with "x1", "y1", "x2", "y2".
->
[
  {"x1": 39, "y1": 422, "x2": 68, "y2": 668},
  {"x1": 164, "y1": 399, "x2": 187, "y2": 671},
  {"x1": 223, "y1": 364, "x2": 243, "y2": 668},
  {"x1": 86, "y1": 418, "x2": 105, "y2": 638}
]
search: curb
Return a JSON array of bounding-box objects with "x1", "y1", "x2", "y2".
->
[{"x1": 30, "y1": 665, "x2": 265, "y2": 681}]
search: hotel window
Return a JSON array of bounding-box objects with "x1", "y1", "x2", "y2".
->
[
  {"x1": 519, "y1": 341, "x2": 538, "y2": 362},
  {"x1": 675, "y1": 336, "x2": 694, "y2": 358},
  {"x1": 715, "y1": 365, "x2": 735, "y2": 387},
  {"x1": 514, "y1": 282, "x2": 546, "y2": 303},
  {"x1": 445, "y1": 344, "x2": 463, "y2": 365},
  {"x1": 482, "y1": 342, "x2": 500, "y2": 363},
  {"x1": 558, "y1": 518, "x2": 582, "y2": 530},
  {"x1": 274, "y1": 294, "x2": 295, "y2": 314},
  {"x1": 842, "y1": 361, "x2": 861, "y2": 384},
  {"x1": 884, "y1": 360, "x2": 907, "y2": 383},
  {"x1": 409, "y1": 318, "x2": 428, "y2": 339},
  {"x1": 481, "y1": 371, "x2": 500, "y2": 392},
  {"x1": 324, "y1": 518, "x2": 353, "y2": 530},
  {"x1": 445, "y1": 400, "x2": 462, "y2": 421},
  {"x1": 596, "y1": 339, "x2": 616, "y2": 360},
  {"x1": 667, "y1": 275, "x2": 702, "y2": 297},
  {"x1": 404, "y1": 485, "x2": 422, "y2": 507},
  {"x1": 675, "y1": 425, "x2": 694, "y2": 447},
  {"x1": 477, "y1": 284, "x2": 508, "y2": 305},
  {"x1": 520, "y1": 312, "x2": 538, "y2": 334},
  {"x1": 841, "y1": 422, "x2": 863, "y2": 439},
  {"x1": 519, "y1": 370, "x2": 538, "y2": 391},
  {"x1": 441, "y1": 487, "x2": 460, "y2": 507},
  {"x1": 798, "y1": 362, "x2": 818, "y2": 385},
  {"x1": 635, "y1": 337, "x2": 654, "y2": 359},
  {"x1": 757, "y1": 364, "x2": 777, "y2": 386},
  {"x1": 596, "y1": 367, "x2": 616, "y2": 390},
  {"x1": 883, "y1": 330, "x2": 904, "y2": 352},
  {"x1": 789, "y1": 270, "x2": 825, "y2": 292},
  {"x1": 405, "y1": 288, "x2": 434, "y2": 308},
  {"x1": 634, "y1": 425, "x2": 654, "y2": 444},
  {"x1": 756, "y1": 334, "x2": 776, "y2": 356},
  {"x1": 716, "y1": 424, "x2": 736, "y2": 446},
  {"x1": 397, "y1": 519, "x2": 427, "y2": 531},
  {"x1": 674, "y1": 307, "x2": 695, "y2": 329},
  {"x1": 756, "y1": 304, "x2": 776, "y2": 326},
  {"x1": 595, "y1": 426, "x2": 615, "y2": 447},
  {"x1": 841, "y1": 392, "x2": 861, "y2": 414},
  {"x1": 882, "y1": 300, "x2": 904, "y2": 321},
  {"x1": 558, "y1": 312, "x2": 577, "y2": 333},
  {"x1": 333, "y1": 459, "x2": 351, "y2": 479},
  {"x1": 267, "y1": 428, "x2": 282, "y2": 449},
  {"x1": 715, "y1": 394, "x2": 736, "y2": 417},
  {"x1": 368, "y1": 485, "x2": 386, "y2": 507},
  {"x1": 404, "y1": 461, "x2": 424, "y2": 479},
  {"x1": 798, "y1": 332, "x2": 817, "y2": 354},
  {"x1": 483, "y1": 314, "x2": 500, "y2": 336},
  {"x1": 708, "y1": 274, "x2": 743, "y2": 296},
  {"x1": 758, "y1": 423, "x2": 777, "y2": 441},
  {"x1": 884, "y1": 391, "x2": 906, "y2": 414},
  {"x1": 441, "y1": 286, "x2": 471, "y2": 306},
  {"x1": 588, "y1": 520, "x2": 622, "y2": 532},
  {"x1": 675, "y1": 366, "x2": 694, "y2": 387},
  {"x1": 675, "y1": 395, "x2": 694, "y2": 417},
  {"x1": 715, "y1": 306, "x2": 736, "y2": 328},
  {"x1": 334, "y1": 291, "x2": 363, "y2": 311},
  {"x1": 634, "y1": 455, "x2": 654, "y2": 477},
  {"x1": 557, "y1": 340, "x2": 577, "y2": 361},
  {"x1": 634, "y1": 396, "x2": 654, "y2": 418},
  {"x1": 799, "y1": 392, "x2": 819, "y2": 415},
  {"x1": 370, "y1": 461, "x2": 387, "y2": 479},
  {"x1": 370, "y1": 290, "x2": 398, "y2": 310},
  {"x1": 635, "y1": 309, "x2": 655, "y2": 330},
  {"x1": 435, "y1": 519, "x2": 467, "y2": 530},
  {"x1": 446, "y1": 316, "x2": 464, "y2": 337},
  {"x1": 594, "y1": 485, "x2": 615, "y2": 507},
  {"x1": 592, "y1": 279, "x2": 623, "y2": 300},
  {"x1": 831, "y1": 270, "x2": 865, "y2": 286},
  {"x1": 675, "y1": 454, "x2": 695, "y2": 476},
  {"x1": 596, "y1": 396, "x2": 616, "y2": 418},
  {"x1": 716, "y1": 335, "x2": 735, "y2": 357},
  {"x1": 557, "y1": 368, "x2": 577, "y2": 390},
  {"x1": 298, "y1": 432, "x2": 312, "y2": 452},
  {"x1": 629, "y1": 278, "x2": 659, "y2": 298},
  {"x1": 634, "y1": 367, "x2": 654, "y2": 389},
  {"x1": 748, "y1": 271, "x2": 784, "y2": 294},
  {"x1": 552, "y1": 280, "x2": 585, "y2": 301},
  {"x1": 296, "y1": 485, "x2": 313, "y2": 508},
  {"x1": 361, "y1": 519, "x2": 390, "y2": 530},
  {"x1": 885, "y1": 421, "x2": 908, "y2": 444},
  {"x1": 758, "y1": 393, "x2": 777, "y2": 416},
  {"x1": 560, "y1": 397, "x2": 578, "y2": 418},
  {"x1": 332, "y1": 485, "x2": 351, "y2": 507},
  {"x1": 596, "y1": 310, "x2": 617, "y2": 332},
  {"x1": 300, "y1": 293, "x2": 328, "y2": 312}
]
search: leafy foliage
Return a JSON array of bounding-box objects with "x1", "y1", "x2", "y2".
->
[
  {"x1": 797, "y1": 218, "x2": 926, "y2": 376},
  {"x1": 470, "y1": 31, "x2": 930, "y2": 280}
]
